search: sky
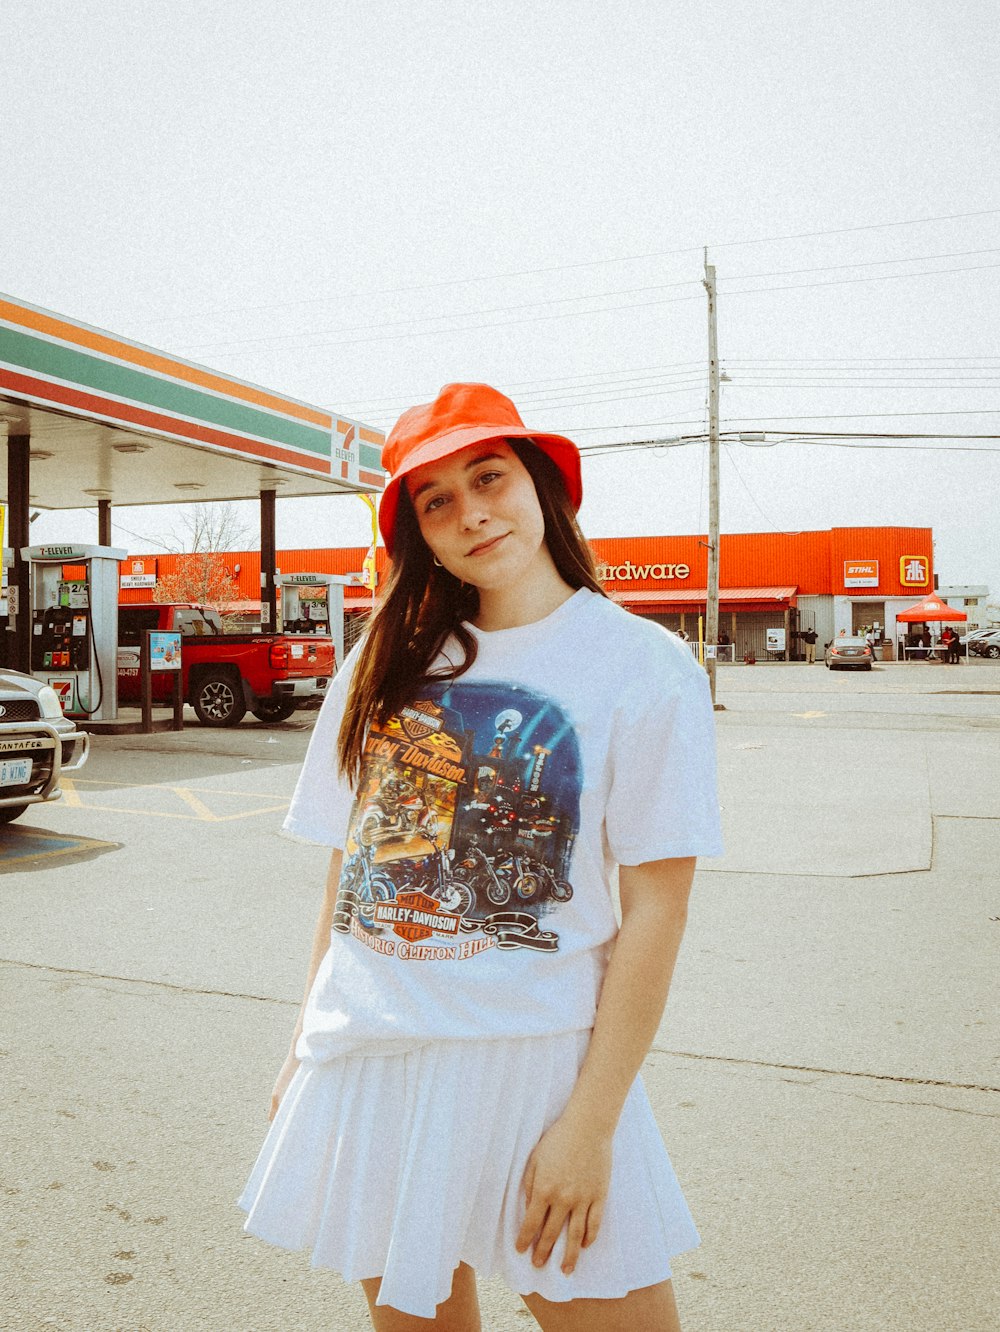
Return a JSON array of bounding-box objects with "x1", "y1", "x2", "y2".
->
[{"x1": 3, "y1": 0, "x2": 999, "y2": 605}]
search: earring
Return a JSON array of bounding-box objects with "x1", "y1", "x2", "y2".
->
[{"x1": 433, "y1": 557, "x2": 443, "y2": 568}]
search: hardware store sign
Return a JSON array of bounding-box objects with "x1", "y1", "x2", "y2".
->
[{"x1": 596, "y1": 560, "x2": 691, "y2": 582}]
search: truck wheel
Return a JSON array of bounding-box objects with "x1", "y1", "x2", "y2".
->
[
  {"x1": 192, "y1": 672, "x2": 247, "y2": 727},
  {"x1": 251, "y1": 698, "x2": 297, "y2": 724},
  {"x1": 0, "y1": 804, "x2": 29, "y2": 824}
]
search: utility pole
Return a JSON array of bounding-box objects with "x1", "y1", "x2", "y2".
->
[{"x1": 703, "y1": 249, "x2": 721, "y2": 705}]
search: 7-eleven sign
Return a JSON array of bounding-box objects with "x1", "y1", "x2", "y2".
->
[{"x1": 47, "y1": 679, "x2": 75, "y2": 711}]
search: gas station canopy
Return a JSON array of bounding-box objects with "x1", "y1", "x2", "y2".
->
[
  {"x1": 0, "y1": 292, "x2": 386, "y2": 507},
  {"x1": 0, "y1": 291, "x2": 386, "y2": 690}
]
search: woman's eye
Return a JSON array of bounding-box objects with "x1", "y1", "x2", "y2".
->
[
  {"x1": 477, "y1": 470, "x2": 501, "y2": 486},
  {"x1": 424, "y1": 494, "x2": 447, "y2": 513}
]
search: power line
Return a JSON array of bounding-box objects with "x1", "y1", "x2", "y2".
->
[
  {"x1": 732, "y1": 430, "x2": 1000, "y2": 439},
  {"x1": 722, "y1": 261, "x2": 1000, "y2": 300},
  {"x1": 326, "y1": 361, "x2": 707, "y2": 412},
  {"x1": 722, "y1": 445, "x2": 795, "y2": 531},
  {"x1": 179, "y1": 246, "x2": 1000, "y2": 357},
  {"x1": 726, "y1": 355, "x2": 1000, "y2": 363},
  {"x1": 177, "y1": 277, "x2": 707, "y2": 354},
  {"x1": 578, "y1": 432, "x2": 1000, "y2": 457},
  {"x1": 575, "y1": 421, "x2": 1000, "y2": 446},
  {"x1": 569, "y1": 417, "x2": 708, "y2": 434},
  {"x1": 182, "y1": 290, "x2": 707, "y2": 353},
  {"x1": 726, "y1": 373, "x2": 1000, "y2": 381},
  {"x1": 326, "y1": 355, "x2": 1000, "y2": 415},
  {"x1": 735, "y1": 442, "x2": 1000, "y2": 458},
  {"x1": 177, "y1": 257, "x2": 1000, "y2": 359},
  {"x1": 704, "y1": 209, "x2": 1000, "y2": 254},
  {"x1": 359, "y1": 380, "x2": 708, "y2": 426},
  {"x1": 719, "y1": 409, "x2": 1000, "y2": 422},
  {"x1": 136, "y1": 206, "x2": 1000, "y2": 327},
  {"x1": 718, "y1": 246, "x2": 1000, "y2": 284},
  {"x1": 727, "y1": 380, "x2": 1000, "y2": 389}
]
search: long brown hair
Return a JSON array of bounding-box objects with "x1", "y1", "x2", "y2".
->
[{"x1": 337, "y1": 440, "x2": 604, "y2": 782}]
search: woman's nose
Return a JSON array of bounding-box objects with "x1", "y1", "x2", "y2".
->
[{"x1": 456, "y1": 490, "x2": 488, "y2": 528}]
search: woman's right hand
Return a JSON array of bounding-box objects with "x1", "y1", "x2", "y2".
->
[{"x1": 268, "y1": 1050, "x2": 301, "y2": 1122}]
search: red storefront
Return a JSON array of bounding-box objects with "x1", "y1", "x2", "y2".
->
[
  {"x1": 119, "y1": 525, "x2": 934, "y2": 661},
  {"x1": 589, "y1": 527, "x2": 935, "y2": 657}
]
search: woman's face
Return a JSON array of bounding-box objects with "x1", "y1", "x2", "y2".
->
[{"x1": 405, "y1": 440, "x2": 551, "y2": 592}]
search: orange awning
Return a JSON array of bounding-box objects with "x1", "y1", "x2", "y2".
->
[
  {"x1": 896, "y1": 594, "x2": 967, "y2": 622},
  {"x1": 610, "y1": 585, "x2": 798, "y2": 612}
]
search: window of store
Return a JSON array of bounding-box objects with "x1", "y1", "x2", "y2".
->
[{"x1": 852, "y1": 602, "x2": 884, "y2": 635}]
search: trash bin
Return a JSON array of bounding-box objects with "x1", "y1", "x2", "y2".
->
[{"x1": 880, "y1": 641, "x2": 894, "y2": 662}]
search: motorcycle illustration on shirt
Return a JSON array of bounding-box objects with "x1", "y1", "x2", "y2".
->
[
  {"x1": 450, "y1": 839, "x2": 573, "y2": 907},
  {"x1": 356, "y1": 774, "x2": 440, "y2": 850},
  {"x1": 336, "y1": 682, "x2": 582, "y2": 955},
  {"x1": 339, "y1": 842, "x2": 396, "y2": 929}
]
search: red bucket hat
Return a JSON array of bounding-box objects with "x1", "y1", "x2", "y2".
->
[{"x1": 377, "y1": 382, "x2": 582, "y2": 554}]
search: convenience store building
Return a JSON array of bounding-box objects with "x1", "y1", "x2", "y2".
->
[{"x1": 120, "y1": 524, "x2": 936, "y2": 661}]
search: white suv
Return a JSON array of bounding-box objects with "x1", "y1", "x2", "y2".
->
[{"x1": 0, "y1": 669, "x2": 90, "y2": 824}]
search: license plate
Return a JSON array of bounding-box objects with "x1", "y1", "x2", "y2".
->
[{"x1": 0, "y1": 758, "x2": 32, "y2": 786}]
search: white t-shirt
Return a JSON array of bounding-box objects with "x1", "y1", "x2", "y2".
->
[{"x1": 285, "y1": 588, "x2": 723, "y2": 1062}]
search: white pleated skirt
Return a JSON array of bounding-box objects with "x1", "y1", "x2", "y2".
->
[{"x1": 237, "y1": 1030, "x2": 699, "y2": 1319}]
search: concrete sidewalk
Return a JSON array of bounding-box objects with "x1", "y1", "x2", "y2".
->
[{"x1": 1, "y1": 663, "x2": 998, "y2": 1330}]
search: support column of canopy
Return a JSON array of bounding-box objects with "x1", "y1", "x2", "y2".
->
[
  {"x1": 7, "y1": 435, "x2": 31, "y2": 673},
  {"x1": 98, "y1": 498, "x2": 112, "y2": 547},
  {"x1": 260, "y1": 489, "x2": 277, "y2": 631}
]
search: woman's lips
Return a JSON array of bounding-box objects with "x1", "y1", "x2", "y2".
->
[{"x1": 467, "y1": 533, "x2": 509, "y2": 556}]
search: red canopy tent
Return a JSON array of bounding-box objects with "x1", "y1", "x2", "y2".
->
[{"x1": 896, "y1": 594, "x2": 967, "y2": 623}]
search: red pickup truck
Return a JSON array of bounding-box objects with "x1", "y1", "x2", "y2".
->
[{"x1": 117, "y1": 603, "x2": 335, "y2": 726}]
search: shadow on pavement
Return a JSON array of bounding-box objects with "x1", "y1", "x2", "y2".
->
[{"x1": 0, "y1": 826, "x2": 120, "y2": 873}]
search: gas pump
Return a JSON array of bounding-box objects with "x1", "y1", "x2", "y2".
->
[
  {"x1": 278, "y1": 573, "x2": 349, "y2": 667},
  {"x1": 23, "y1": 544, "x2": 127, "y2": 722}
]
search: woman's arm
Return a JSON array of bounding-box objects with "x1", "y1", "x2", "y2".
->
[
  {"x1": 515, "y1": 855, "x2": 696, "y2": 1273},
  {"x1": 267, "y1": 847, "x2": 343, "y2": 1122}
]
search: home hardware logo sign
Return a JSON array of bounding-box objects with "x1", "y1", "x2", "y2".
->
[
  {"x1": 900, "y1": 555, "x2": 930, "y2": 586},
  {"x1": 596, "y1": 560, "x2": 691, "y2": 583}
]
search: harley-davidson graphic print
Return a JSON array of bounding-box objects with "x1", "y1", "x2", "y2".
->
[{"x1": 333, "y1": 682, "x2": 583, "y2": 962}]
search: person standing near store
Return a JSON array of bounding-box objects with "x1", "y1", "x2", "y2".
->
[
  {"x1": 800, "y1": 626, "x2": 818, "y2": 664},
  {"x1": 238, "y1": 383, "x2": 723, "y2": 1330},
  {"x1": 941, "y1": 625, "x2": 960, "y2": 664}
]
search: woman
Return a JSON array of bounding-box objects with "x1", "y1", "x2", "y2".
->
[{"x1": 238, "y1": 383, "x2": 723, "y2": 1330}]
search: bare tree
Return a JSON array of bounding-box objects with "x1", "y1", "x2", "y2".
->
[
  {"x1": 152, "y1": 503, "x2": 252, "y2": 631},
  {"x1": 159, "y1": 502, "x2": 255, "y2": 554}
]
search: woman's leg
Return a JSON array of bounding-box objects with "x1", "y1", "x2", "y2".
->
[
  {"x1": 522, "y1": 1277, "x2": 682, "y2": 1332},
  {"x1": 360, "y1": 1262, "x2": 481, "y2": 1331}
]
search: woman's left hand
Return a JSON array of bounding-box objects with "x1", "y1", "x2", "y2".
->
[{"x1": 515, "y1": 1114, "x2": 613, "y2": 1274}]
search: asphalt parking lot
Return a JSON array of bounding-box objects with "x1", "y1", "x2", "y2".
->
[{"x1": 2, "y1": 661, "x2": 998, "y2": 1331}]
